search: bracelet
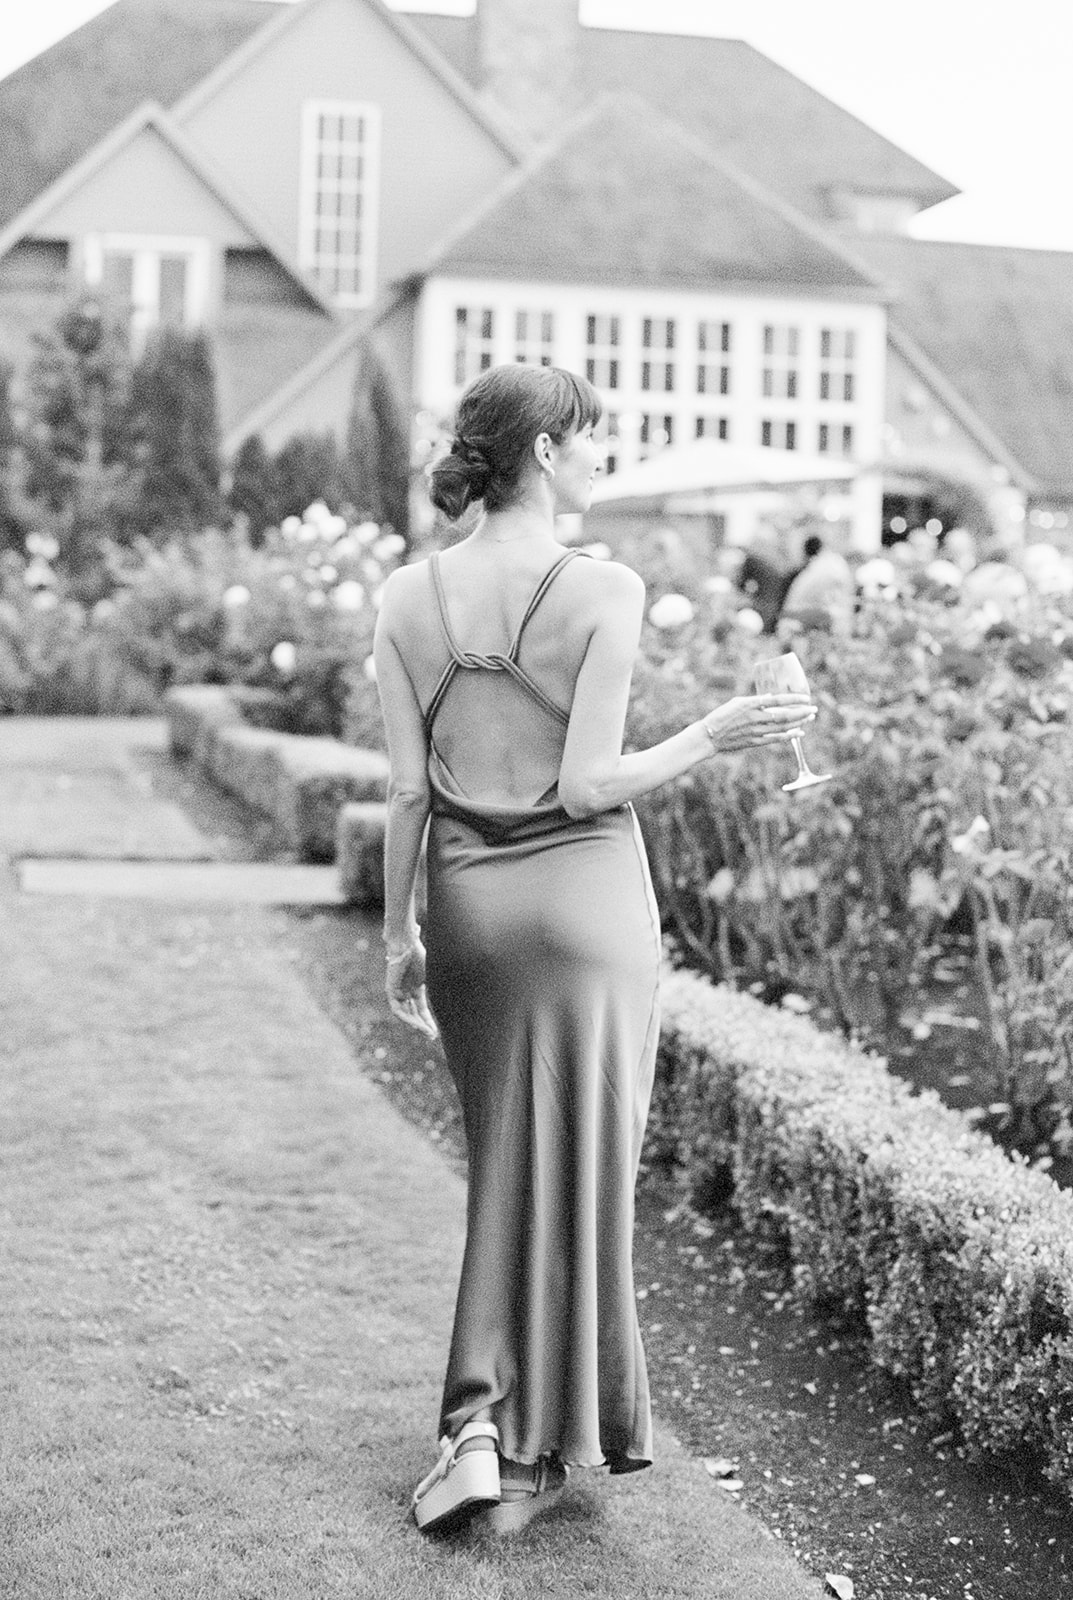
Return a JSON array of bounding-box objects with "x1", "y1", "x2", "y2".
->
[
  {"x1": 385, "y1": 947, "x2": 417, "y2": 967},
  {"x1": 700, "y1": 717, "x2": 719, "y2": 750}
]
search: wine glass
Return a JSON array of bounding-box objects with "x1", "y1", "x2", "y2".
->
[{"x1": 752, "y1": 651, "x2": 831, "y2": 792}]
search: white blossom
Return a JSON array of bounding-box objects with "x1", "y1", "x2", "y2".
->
[
  {"x1": 734, "y1": 607, "x2": 764, "y2": 635},
  {"x1": 222, "y1": 584, "x2": 251, "y2": 607},
  {"x1": 280, "y1": 516, "x2": 302, "y2": 540},
  {"x1": 332, "y1": 580, "x2": 366, "y2": 611},
  {"x1": 270, "y1": 641, "x2": 297, "y2": 676},
  {"x1": 318, "y1": 564, "x2": 339, "y2": 584},
  {"x1": 951, "y1": 815, "x2": 991, "y2": 856},
  {"x1": 924, "y1": 559, "x2": 963, "y2": 588},
  {"x1": 362, "y1": 654, "x2": 378, "y2": 681},
  {"x1": 648, "y1": 592, "x2": 695, "y2": 630},
  {"x1": 355, "y1": 521, "x2": 381, "y2": 546},
  {"x1": 373, "y1": 532, "x2": 406, "y2": 561}
]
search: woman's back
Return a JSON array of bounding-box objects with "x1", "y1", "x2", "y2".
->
[{"x1": 391, "y1": 540, "x2": 599, "y2": 815}]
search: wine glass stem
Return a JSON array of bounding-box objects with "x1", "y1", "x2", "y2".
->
[{"x1": 789, "y1": 734, "x2": 814, "y2": 780}]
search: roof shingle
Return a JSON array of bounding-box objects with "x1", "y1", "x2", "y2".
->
[
  {"x1": 426, "y1": 93, "x2": 885, "y2": 294},
  {"x1": 853, "y1": 234, "x2": 1073, "y2": 494},
  {"x1": 409, "y1": 13, "x2": 958, "y2": 221},
  {"x1": 0, "y1": 0, "x2": 285, "y2": 232}
]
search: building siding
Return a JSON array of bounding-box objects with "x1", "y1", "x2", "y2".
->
[{"x1": 178, "y1": 0, "x2": 515, "y2": 299}]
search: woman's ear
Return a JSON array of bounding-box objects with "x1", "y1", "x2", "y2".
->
[{"x1": 533, "y1": 432, "x2": 556, "y2": 480}]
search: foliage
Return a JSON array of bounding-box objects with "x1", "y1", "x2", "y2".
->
[
  {"x1": 344, "y1": 340, "x2": 412, "y2": 539},
  {"x1": 122, "y1": 326, "x2": 223, "y2": 536},
  {"x1": 654, "y1": 968, "x2": 1073, "y2": 1501},
  {"x1": 0, "y1": 503, "x2": 401, "y2": 731},
  {"x1": 628, "y1": 575, "x2": 1073, "y2": 1167}
]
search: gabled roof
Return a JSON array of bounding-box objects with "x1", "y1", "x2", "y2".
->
[
  {"x1": 0, "y1": 100, "x2": 333, "y2": 317},
  {"x1": 422, "y1": 93, "x2": 888, "y2": 296},
  {"x1": 408, "y1": 14, "x2": 959, "y2": 222},
  {"x1": 172, "y1": 0, "x2": 520, "y2": 159},
  {"x1": 853, "y1": 234, "x2": 1073, "y2": 495},
  {"x1": 0, "y1": 0, "x2": 287, "y2": 232}
]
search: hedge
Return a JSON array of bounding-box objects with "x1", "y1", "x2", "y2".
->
[
  {"x1": 164, "y1": 686, "x2": 388, "y2": 861},
  {"x1": 655, "y1": 966, "x2": 1073, "y2": 1499}
]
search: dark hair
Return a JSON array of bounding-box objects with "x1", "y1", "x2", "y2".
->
[
  {"x1": 803, "y1": 534, "x2": 824, "y2": 560},
  {"x1": 429, "y1": 363, "x2": 603, "y2": 521}
]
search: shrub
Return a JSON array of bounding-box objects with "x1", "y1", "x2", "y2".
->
[
  {"x1": 655, "y1": 966, "x2": 1073, "y2": 1499},
  {"x1": 629, "y1": 579, "x2": 1073, "y2": 1166},
  {"x1": 122, "y1": 327, "x2": 223, "y2": 536}
]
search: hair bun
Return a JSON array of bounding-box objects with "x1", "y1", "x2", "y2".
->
[{"x1": 428, "y1": 435, "x2": 493, "y2": 521}]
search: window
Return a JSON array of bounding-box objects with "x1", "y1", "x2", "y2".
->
[
  {"x1": 639, "y1": 412, "x2": 675, "y2": 458},
  {"x1": 760, "y1": 419, "x2": 797, "y2": 450},
  {"x1": 83, "y1": 234, "x2": 210, "y2": 353},
  {"x1": 641, "y1": 317, "x2": 676, "y2": 393},
  {"x1": 600, "y1": 411, "x2": 620, "y2": 476},
  {"x1": 300, "y1": 100, "x2": 380, "y2": 306},
  {"x1": 697, "y1": 320, "x2": 731, "y2": 397},
  {"x1": 761, "y1": 324, "x2": 799, "y2": 400},
  {"x1": 586, "y1": 314, "x2": 620, "y2": 389},
  {"x1": 514, "y1": 309, "x2": 554, "y2": 366},
  {"x1": 819, "y1": 327, "x2": 857, "y2": 402},
  {"x1": 454, "y1": 307, "x2": 495, "y2": 386},
  {"x1": 819, "y1": 422, "x2": 855, "y2": 457},
  {"x1": 696, "y1": 415, "x2": 730, "y2": 442}
]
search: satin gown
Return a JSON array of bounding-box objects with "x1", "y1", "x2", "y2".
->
[{"x1": 417, "y1": 548, "x2": 661, "y2": 1474}]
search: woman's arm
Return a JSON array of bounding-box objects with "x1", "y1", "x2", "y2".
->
[
  {"x1": 372, "y1": 580, "x2": 437, "y2": 1038},
  {"x1": 557, "y1": 564, "x2": 814, "y2": 820}
]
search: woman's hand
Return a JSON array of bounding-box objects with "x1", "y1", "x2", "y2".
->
[
  {"x1": 702, "y1": 693, "x2": 816, "y2": 755},
  {"x1": 385, "y1": 939, "x2": 439, "y2": 1039}
]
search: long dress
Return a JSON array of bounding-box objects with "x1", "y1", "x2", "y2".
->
[{"x1": 418, "y1": 547, "x2": 661, "y2": 1474}]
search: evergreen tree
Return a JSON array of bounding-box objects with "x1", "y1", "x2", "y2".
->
[
  {"x1": 0, "y1": 362, "x2": 23, "y2": 552},
  {"x1": 272, "y1": 432, "x2": 346, "y2": 520},
  {"x1": 124, "y1": 326, "x2": 223, "y2": 537},
  {"x1": 227, "y1": 433, "x2": 281, "y2": 542},
  {"x1": 344, "y1": 339, "x2": 411, "y2": 539}
]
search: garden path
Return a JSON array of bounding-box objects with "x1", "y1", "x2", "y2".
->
[{"x1": 0, "y1": 717, "x2": 827, "y2": 1600}]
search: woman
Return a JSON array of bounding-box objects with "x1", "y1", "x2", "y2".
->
[{"x1": 373, "y1": 364, "x2": 813, "y2": 1536}]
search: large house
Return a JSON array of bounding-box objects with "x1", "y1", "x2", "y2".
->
[{"x1": 0, "y1": 0, "x2": 1069, "y2": 548}]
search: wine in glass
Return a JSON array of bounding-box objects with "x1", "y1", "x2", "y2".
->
[{"x1": 752, "y1": 651, "x2": 831, "y2": 792}]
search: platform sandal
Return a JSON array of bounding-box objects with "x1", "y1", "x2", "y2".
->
[
  {"x1": 473, "y1": 1455, "x2": 569, "y2": 1535},
  {"x1": 411, "y1": 1420, "x2": 501, "y2": 1533}
]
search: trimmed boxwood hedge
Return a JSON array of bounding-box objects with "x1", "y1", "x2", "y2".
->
[{"x1": 655, "y1": 966, "x2": 1073, "y2": 1500}]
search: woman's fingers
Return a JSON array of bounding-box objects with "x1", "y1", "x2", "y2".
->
[{"x1": 387, "y1": 986, "x2": 439, "y2": 1038}]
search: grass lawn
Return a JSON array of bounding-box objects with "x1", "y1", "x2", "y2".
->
[{"x1": 0, "y1": 874, "x2": 822, "y2": 1600}]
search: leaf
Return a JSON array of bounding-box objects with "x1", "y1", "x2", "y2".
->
[
  {"x1": 825, "y1": 1577, "x2": 855, "y2": 1600},
  {"x1": 854, "y1": 1473, "x2": 876, "y2": 1486},
  {"x1": 703, "y1": 1457, "x2": 738, "y2": 1478},
  {"x1": 716, "y1": 1477, "x2": 744, "y2": 1493}
]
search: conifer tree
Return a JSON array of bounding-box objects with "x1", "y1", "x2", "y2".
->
[
  {"x1": 344, "y1": 340, "x2": 411, "y2": 539},
  {"x1": 227, "y1": 433, "x2": 281, "y2": 542},
  {"x1": 124, "y1": 326, "x2": 223, "y2": 536}
]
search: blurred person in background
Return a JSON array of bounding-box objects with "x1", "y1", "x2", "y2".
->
[{"x1": 779, "y1": 531, "x2": 856, "y2": 633}]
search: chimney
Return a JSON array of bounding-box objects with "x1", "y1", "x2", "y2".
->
[{"x1": 476, "y1": 0, "x2": 581, "y2": 143}]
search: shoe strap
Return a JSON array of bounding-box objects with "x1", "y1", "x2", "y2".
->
[{"x1": 453, "y1": 1420, "x2": 500, "y2": 1449}]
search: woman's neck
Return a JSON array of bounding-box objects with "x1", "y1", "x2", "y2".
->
[{"x1": 472, "y1": 499, "x2": 558, "y2": 548}]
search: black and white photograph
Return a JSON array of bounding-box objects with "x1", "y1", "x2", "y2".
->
[{"x1": 1, "y1": 2, "x2": 1071, "y2": 1597}]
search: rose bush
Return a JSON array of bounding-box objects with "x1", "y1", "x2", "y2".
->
[
  {"x1": 628, "y1": 574, "x2": 1073, "y2": 1168},
  {"x1": 0, "y1": 503, "x2": 399, "y2": 734}
]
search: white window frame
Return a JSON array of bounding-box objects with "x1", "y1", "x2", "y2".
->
[
  {"x1": 696, "y1": 414, "x2": 730, "y2": 443},
  {"x1": 697, "y1": 319, "x2": 732, "y2": 398},
  {"x1": 819, "y1": 327, "x2": 857, "y2": 404},
  {"x1": 299, "y1": 99, "x2": 381, "y2": 309},
  {"x1": 762, "y1": 323, "x2": 800, "y2": 401},
  {"x1": 585, "y1": 313, "x2": 621, "y2": 390},
  {"x1": 454, "y1": 305, "x2": 496, "y2": 386},
  {"x1": 83, "y1": 233, "x2": 211, "y2": 352},
  {"x1": 514, "y1": 308, "x2": 555, "y2": 366},
  {"x1": 641, "y1": 316, "x2": 677, "y2": 394}
]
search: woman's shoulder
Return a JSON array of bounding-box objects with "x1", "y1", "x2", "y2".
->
[{"x1": 567, "y1": 552, "x2": 645, "y2": 604}]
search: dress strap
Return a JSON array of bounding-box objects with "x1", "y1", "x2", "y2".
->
[
  {"x1": 429, "y1": 550, "x2": 467, "y2": 666},
  {"x1": 507, "y1": 549, "x2": 584, "y2": 661}
]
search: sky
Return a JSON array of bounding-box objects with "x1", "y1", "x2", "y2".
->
[{"x1": 1, "y1": 0, "x2": 1070, "y2": 252}]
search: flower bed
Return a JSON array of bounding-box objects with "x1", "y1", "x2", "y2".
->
[
  {"x1": 630, "y1": 577, "x2": 1073, "y2": 1169},
  {"x1": 655, "y1": 965, "x2": 1073, "y2": 1501}
]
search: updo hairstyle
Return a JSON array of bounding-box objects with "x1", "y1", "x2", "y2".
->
[{"x1": 429, "y1": 363, "x2": 602, "y2": 522}]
